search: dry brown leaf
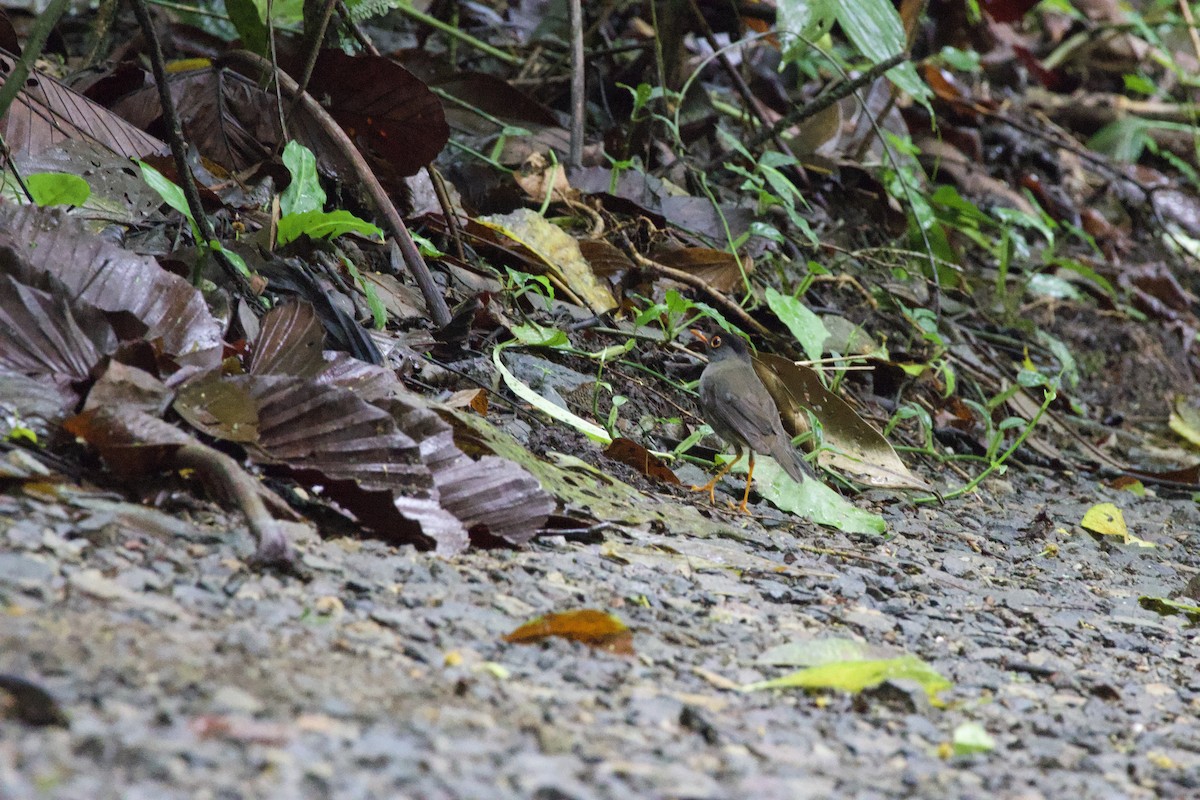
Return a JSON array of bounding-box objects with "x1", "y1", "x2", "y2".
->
[
  {"x1": 753, "y1": 353, "x2": 932, "y2": 491},
  {"x1": 503, "y1": 609, "x2": 634, "y2": 656}
]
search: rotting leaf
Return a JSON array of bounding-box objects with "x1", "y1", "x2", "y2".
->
[
  {"x1": 173, "y1": 373, "x2": 260, "y2": 444},
  {"x1": 514, "y1": 152, "x2": 574, "y2": 205},
  {"x1": 477, "y1": 209, "x2": 617, "y2": 315},
  {"x1": 0, "y1": 370, "x2": 76, "y2": 441},
  {"x1": 306, "y1": 50, "x2": 449, "y2": 178},
  {"x1": 603, "y1": 438, "x2": 680, "y2": 485},
  {"x1": 753, "y1": 353, "x2": 931, "y2": 491},
  {"x1": 503, "y1": 609, "x2": 634, "y2": 656},
  {"x1": 0, "y1": 47, "x2": 167, "y2": 161},
  {"x1": 569, "y1": 166, "x2": 755, "y2": 243},
  {"x1": 577, "y1": 239, "x2": 635, "y2": 286},
  {"x1": 0, "y1": 674, "x2": 69, "y2": 727},
  {"x1": 81, "y1": 361, "x2": 173, "y2": 418},
  {"x1": 445, "y1": 388, "x2": 489, "y2": 416},
  {"x1": 178, "y1": 314, "x2": 553, "y2": 549},
  {"x1": 651, "y1": 247, "x2": 748, "y2": 295},
  {"x1": 0, "y1": 273, "x2": 116, "y2": 389},
  {"x1": 246, "y1": 300, "x2": 326, "y2": 378},
  {"x1": 63, "y1": 404, "x2": 298, "y2": 563}
]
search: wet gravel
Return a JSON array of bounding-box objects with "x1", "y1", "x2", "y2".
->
[{"x1": 2, "y1": 471, "x2": 1199, "y2": 799}]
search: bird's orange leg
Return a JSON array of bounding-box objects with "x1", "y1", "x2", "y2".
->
[
  {"x1": 691, "y1": 448, "x2": 743, "y2": 506},
  {"x1": 737, "y1": 453, "x2": 755, "y2": 513}
]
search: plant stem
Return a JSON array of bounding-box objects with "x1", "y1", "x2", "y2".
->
[{"x1": 914, "y1": 386, "x2": 1057, "y2": 504}]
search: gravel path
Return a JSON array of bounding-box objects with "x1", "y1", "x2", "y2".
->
[{"x1": 2, "y1": 470, "x2": 1199, "y2": 799}]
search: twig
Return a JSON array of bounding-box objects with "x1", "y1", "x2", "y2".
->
[
  {"x1": 174, "y1": 443, "x2": 294, "y2": 565},
  {"x1": 568, "y1": 0, "x2": 584, "y2": 168},
  {"x1": 427, "y1": 164, "x2": 466, "y2": 262},
  {"x1": 129, "y1": 0, "x2": 260, "y2": 304},
  {"x1": 617, "y1": 230, "x2": 774, "y2": 341},
  {"x1": 685, "y1": 0, "x2": 807, "y2": 187},
  {"x1": 335, "y1": 0, "x2": 381, "y2": 55},
  {"x1": 745, "y1": 50, "x2": 908, "y2": 150},
  {"x1": 219, "y1": 50, "x2": 453, "y2": 328},
  {"x1": 286, "y1": 0, "x2": 338, "y2": 127},
  {"x1": 392, "y1": 2, "x2": 522, "y2": 65},
  {"x1": 1181, "y1": 0, "x2": 1200, "y2": 66}
]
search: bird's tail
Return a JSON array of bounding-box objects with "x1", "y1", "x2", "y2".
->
[{"x1": 771, "y1": 439, "x2": 814, "y2": 484}]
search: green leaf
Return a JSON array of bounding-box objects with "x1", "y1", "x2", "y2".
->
[
  {"x1": 1138, "y1": 596, "x2": 1200, "y2": 622},
  {"x1": 733, "y1": 457, "x2": 886, "y2": 534},
  {"x1": 492, "y1": 346, "x2": 612, "y2": 444},
  {"x1": 1088, "y1": 117, "x2": 1151, "y2": 162},
  {"x1": 209, "y1": 241, "x2": 252, "y2": 278},
  {"x1": 836, "y1": 0, "x2": 930, "y2": 105},
  {"x1": 777, "y1": 0, "x2": 837, "y2": 60},
  {"x1": 277, "y1": 210, "x2": 383, "y2": 246},
  {"x1": 224, "y1": 0, "x2": 268, "y2": 56},
  {"x1": 137, "y1": 160, "x2": 200, "y2": 240},
  {"x1": 342, "y1": 257, "x2": 387, "y2": 329},
  {"x1": 952, "y1": 722, "x2": 996, "y2": 755},
  {"x1": 756, "y1": 637, "x2": 880, "y2": 667},
  {"x1": 509, "y1": 322, "x2": 570, "y2": 349},
  {"x1": 410, "y1": 230, "x2": 446, "y2": 258},
  {"x1": 280, "y1": 140, "x2": 325, "y2": 216},
  {"x1": 765, "y1": 286, "x2": 829, "y2": 362},
  {"x1": 1026, "y1": 272, "x2": 1084, "y2": 301},
  {"x1": 742, "y1": 655, "x2": 952, "y2": 699},
  {"x1": 25, "y1": 172, "x2": 90, "y2": 207},
  {"x1": 1122, "y1": 73, "x2": 1155, "y2": 96}
]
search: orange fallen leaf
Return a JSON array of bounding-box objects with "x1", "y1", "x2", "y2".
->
[
  {"x1": 503, "y1": 609, "x2": 634, "y2": 655},
  {"x1": 604, "y1": 438, "x2": 680, "y2": 485}
]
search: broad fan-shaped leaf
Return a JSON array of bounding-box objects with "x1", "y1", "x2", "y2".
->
[
  {"x1": 0, "y1": 47, "x2": 167, "y2": 160},
  {"x1": 0, "y1": 203, "x2": 222, "y2": 370}
]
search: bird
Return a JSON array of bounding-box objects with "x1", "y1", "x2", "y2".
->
[{"x1": 691, "y1": 329, "x2": 814, "y2": 512}]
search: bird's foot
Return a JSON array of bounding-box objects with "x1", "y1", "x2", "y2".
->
[{"x1": 689, "y1": 480, "x2": 719, "y2": 506}]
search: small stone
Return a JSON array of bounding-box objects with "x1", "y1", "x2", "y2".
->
[
  {"x1": 210, "y1": 684, "x2": 265, "y2": 715},
  {"x1": 0, "y1": 552, "x2": 56, "y2": 587}
]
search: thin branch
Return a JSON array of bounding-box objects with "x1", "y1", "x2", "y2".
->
[
  {"x1": 745, "y1": 50, "x2": 908, "y2": 150},
  {"x1": 568, "y1": 0, "x2": 585, "y2": 168},
  {"x1": 129, "y1": 0, "x2": 260, "y2": 303},
  {"x1": 220, "y1": 50, "x2": 452, "y2": 326}
]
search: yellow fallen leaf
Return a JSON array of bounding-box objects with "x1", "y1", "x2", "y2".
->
[
  {"x1": 1080, "y1": 502, "x2": 1126, "y2": 537},
  {"x1": 1080, "y1": 502, "x2": 1154, "y2": 547}
]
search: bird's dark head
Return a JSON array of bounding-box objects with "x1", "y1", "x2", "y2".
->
[{"x1": 692, "y1": 329, "x2": 752, "y2": 362}]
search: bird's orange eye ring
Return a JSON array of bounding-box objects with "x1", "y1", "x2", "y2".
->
[{"x1": 711, "y1": 336, "x2": 722, "y2": 348}]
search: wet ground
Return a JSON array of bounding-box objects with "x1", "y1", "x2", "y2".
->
[{"x1": 2, "y1": 467, "x2": 1199, "y2": 800}]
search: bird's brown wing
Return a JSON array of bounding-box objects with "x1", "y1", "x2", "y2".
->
[{"x1": 701, "y1": 365, "x2": 812, "y2": 483}]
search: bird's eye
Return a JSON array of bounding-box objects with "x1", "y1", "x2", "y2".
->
[{"x1": 711, "y1": 336, "x2": 722, "y2": 348}]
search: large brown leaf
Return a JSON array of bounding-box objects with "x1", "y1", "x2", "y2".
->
[
  {"x1": 0, "y1": 47, "x2": 167, "y2": 160},
  {"x1": 0, "y1": 204, "x2": 222, "y2": 371},
  {"x1": 307, "y1": 50, "x2": 449, "y2": 178},
  {"x1": 0, "y1": 273, "x2": 115, "y2": 387}
]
